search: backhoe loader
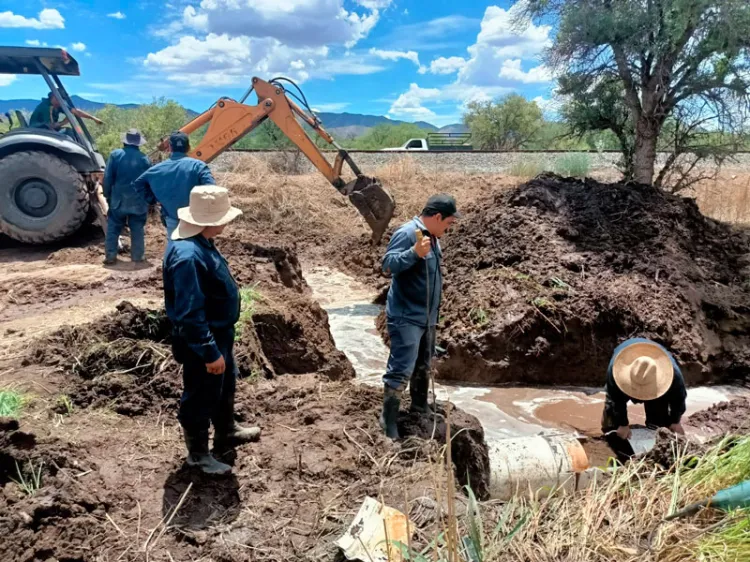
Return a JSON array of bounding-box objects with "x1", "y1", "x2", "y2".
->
[{"x1": 155, "y1": 76, "x2": 395, "y2": 243}]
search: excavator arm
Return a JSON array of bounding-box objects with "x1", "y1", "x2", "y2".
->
[{"x1": 159, "y1": 77, "x2": 395, "y2": 242}]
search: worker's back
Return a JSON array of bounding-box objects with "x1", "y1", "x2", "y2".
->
[
  {"x1": 104, "y1": 146, "x2": 151, "y2": 213},
  {"x1": 134, "y1": 152, "x2": 215, "y2": 232}
]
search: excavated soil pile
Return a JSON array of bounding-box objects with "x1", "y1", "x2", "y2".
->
[
  {"x1": 436, "y1": 173, "x2": 750, "y2": 386},
  {"x1": 0, "y1": 418, "x2": 129, "y2": 561},
  {"x1": 688, "y1": 397, "x2": 750, "y2": 434}
]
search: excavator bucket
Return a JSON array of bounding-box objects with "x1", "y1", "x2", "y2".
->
[{"x1": 343, "y1": 176, "x2": 395, "y2": 243}]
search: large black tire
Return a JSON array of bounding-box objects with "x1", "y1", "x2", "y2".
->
[{"x1": 0, "y1": 150, "x2": 89, "y2": 244}]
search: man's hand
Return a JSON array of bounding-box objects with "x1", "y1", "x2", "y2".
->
[
  {"x1": 414, "y1": 236, "x2": 431, "y2": 258},
  {"x1": 670, "y1": 423, "x2": 685, "y2": 435},
  {"x1": 93, "y1": 117, "x2": 105, "y2": 126},
  {"x1": 206, "y1": 355, "x2": 226, "y2": 375},
  {"x1": 616, "y1": 425, "x2": 632, "y2": 440}
]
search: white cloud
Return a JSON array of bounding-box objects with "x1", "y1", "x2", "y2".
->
[
  {"x1": 355, "y1": 0, "x2": 393, "y2": 8},
  {"x1": 388, "y1": 83, "x2": 441, "y2": 119},
  {"x1": 312, "y1": 102, "x2": 350, "y2": 112},
  {"x1": 0, "y1": 8, "x2": 64, "y2": 29},
  {"x1": 108, "y1": 11, "x2": 126, "y2": 19},
  {"x1": 380, "y1": 15, "x2": 479, "y2": 51},
  {"x1": 70, "y1": 42, "x2": 87, "y2": 52},
  {"x1": 498, "y1": 59, "x2": 552, "y2": 83},
  {"x1": 0, "y1": 74, "x2": 17, "y2": 87},
  {"x1": 181, "y1": 0, "x2": 380, "y2": 49},
  {"x1": 25, "y1": 39, "x2": 43, "y2": 47},
  {"x1": 419, "y1": 56, "x2": 466, "y2": 75},
  {"x1": 369, "y1": 48, "x2": 420, "y2": 67}
]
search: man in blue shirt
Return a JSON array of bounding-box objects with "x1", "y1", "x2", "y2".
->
[
  {"x1": 603, "y1": 338, "x2": 687, "y2": 446},
  {"x1": 164, "y1": 185, "x2": 259, "y2": 475},
  {"x1": 102, "y1": 129, "x2": 151, "y2": 265},
  {"x1": 380, "y1": 194, "x2": 460, "y2": 439},
  {"x1": 134, "y1": 131, "x2": 215, "y2": 239}
]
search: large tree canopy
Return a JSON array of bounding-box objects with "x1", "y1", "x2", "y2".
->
[
  {"x1": 521, "y1": 0, "x2": 750, "y2": 185},
  {"x1": 463, "y1": 94, "x2": 544, "y2": 150}
]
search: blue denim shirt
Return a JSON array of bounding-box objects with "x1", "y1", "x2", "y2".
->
[
  {"x1": 133, "y1": 152, "x2": 215, "y2": 223},
  {"x1": 103, "y1": 146, "x2": 151, "y2": 215},
  {"x1": 163, "y1": 235, "x2": 240, "y2": 363},
  {"x1": 604, "y1": 337, "x2": 687, "y2": 427},
  {"x1": 383, "y1": 217, "x2": 442, "y2": 327}
]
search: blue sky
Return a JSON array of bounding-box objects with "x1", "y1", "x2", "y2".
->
[{"x1": 0, "y1": 1, "x2": 556, "y2": 126}]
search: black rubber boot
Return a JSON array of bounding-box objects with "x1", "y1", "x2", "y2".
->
[
  {"x1": 183, "y1": 428, "x2": 232, "y2": 475},
  {"x1": 212, "y1": 392, "x2": 260, "y2": 457},
  {"x1": 409, "y1": 367, "x2": 434, "y2": 415},
  {"x1": 379, "y1": 385, "x2": 402, "y2": 440}
]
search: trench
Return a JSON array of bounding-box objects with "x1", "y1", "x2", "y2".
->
[{"x1": 305, "y1": 266, "x2": 750, "y2": 496}]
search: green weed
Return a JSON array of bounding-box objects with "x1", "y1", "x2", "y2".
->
[
  {"x1": 56, "y1": 394, "x2": 75, "y2": 416},
  {"x1": 11, "y1": 460, "x2": 44, "y2": 496},
  {"x1": 0, "y1": 390, "x2": 25, "y2": 418},
  {"x1": 508, "y1": 159, "x2": 545, "y2": 178},
  {"x1": 531, "y1": 296, "x2": 556, "y2": 311},
  {"x1": 554, "y1": 154, "x2": 591, "y2": 178},
  {"x1": 235, "y1": 284, "x2": 263, "y2": 341},
  {"x1": 469, "y1": 307, "x2": 490, "y2": 327}
]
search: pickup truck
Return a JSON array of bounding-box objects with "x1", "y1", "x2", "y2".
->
[{"x1": 382, "y1": 132, "x2": 472, "y2": 151}]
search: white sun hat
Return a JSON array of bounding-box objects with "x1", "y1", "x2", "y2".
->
[
  {"x1": 612, "y1": 341, "x2": 674, "y2": 401},
  {"x1": 171, "y1": 185, "x2": 242, "y2": 241}
]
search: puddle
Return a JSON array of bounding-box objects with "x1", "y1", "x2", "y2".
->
[{"x1": 305, "y1": 266, "x2": 750, "y2": 443}]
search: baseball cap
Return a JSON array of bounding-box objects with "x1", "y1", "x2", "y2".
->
[
  {"x1": 169, "y1": 131, "x2": 190, "y2": 152},
  {"x1": 423, "y1": 194, "x2": 461, "y2": 219}
]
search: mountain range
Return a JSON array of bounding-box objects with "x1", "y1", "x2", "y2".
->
[{"x1": 0, "y1": 95, "x2": 466, "y2": 138}]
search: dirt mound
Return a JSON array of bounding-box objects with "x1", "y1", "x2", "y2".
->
[
  {"x1": 687, "y1": 397, "x2": 750, "y2": 434},
  {"x1": 0, "y1": 420, "x2": 127, "y2": 562},
  {"x1": 436, "y1": 173, "x2": 750, "y2": 386}
]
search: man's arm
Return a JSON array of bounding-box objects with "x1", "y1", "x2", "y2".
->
[
  {"x1": 383, "y1": 227, "x2": 419, "y2": 275},
  {"x1": 170, "y1": 258, "x2": 222, "y2": 363},
  {"x1": 133, "y1": 169, "x2": 156, "y2": 205},
  {"x1": 198, "y1": 162, "x2": 216, "y2": 185},
  {"x1": 668, "y1": 369, "x2": 688, "y2": 425},
  {"x1": 71, "y1": 108, "x2": 104, "y2": 125},
  {"x1": 604, "y1": 370, "x2": 630, "y2": 428},
  {"x1": 102, "y1": 154, "x2": 116, "y2": 201}
]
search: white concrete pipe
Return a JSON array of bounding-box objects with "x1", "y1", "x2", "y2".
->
[{"x1": 488, "y1": 434, "x2": 591, "y2": 501}]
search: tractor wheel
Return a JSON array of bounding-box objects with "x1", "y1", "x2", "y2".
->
[{"x1": 0, "y1": 151, "x2": 89, "y2": 244}]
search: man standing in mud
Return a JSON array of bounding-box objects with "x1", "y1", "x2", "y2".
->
[
  {"x1": 164, "y1": 185, "x2": 260, "y2": 475},
  {"x1": 134, "y1": 132, "x2": 215, "y2": 239},
  {"x1": 379, "y1": 194, "x2": 460, "y2": 439},
  {"x1": 603, "y1": 338, "x2": 687, "y2": 456}
]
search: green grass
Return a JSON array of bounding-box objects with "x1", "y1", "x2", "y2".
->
[
  {"x1": 554, "y1": 154, "x2": 591, "y2": 178},
  {"x1": 699, "y1": 513, "x2": 750, "y2": 562},
  {"x1": 56, "y1": 394, "x2": 74, "y2": 416},
  {"x1": 235, "y1": 284, "x2": 263, "y2": 341},
  {"x1": 531, "y1": 296, "x2": 555, "y2": 311},
  {"x1": 508, "y1": 159, "x2": 545, "y2": 178},
  {"x1": 469, "y1": 307, "x2": 490, "y2": 327},
  {"x1": 0, "y1": 390, "x2": 25, "y2": 418}
]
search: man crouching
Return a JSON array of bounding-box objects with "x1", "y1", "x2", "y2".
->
[{"x1": 164, "y1": 185, "x2": 260, "y2": 474}]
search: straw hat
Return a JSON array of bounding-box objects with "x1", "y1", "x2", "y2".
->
[
  {"x1": 171, "y1": 185, "x2": 242, "y2": 241},
  {"x1": 612, "y1": 341, "x2": 674, "y2": 401}
]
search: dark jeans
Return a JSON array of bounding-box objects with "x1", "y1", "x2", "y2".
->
[
  {"x1": 383, "y1": 320, "x2": 435, "y2": 390},
  {"x1": 173, "y1": 328, "x2": 237, "y2": 434},
  {"x1": 106, "y1": 208, "x2": 147, "y2": 261}
]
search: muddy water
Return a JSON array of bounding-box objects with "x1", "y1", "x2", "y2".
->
[{"x1": 305, "y1": 266, "x2": 750, "y2": 442}]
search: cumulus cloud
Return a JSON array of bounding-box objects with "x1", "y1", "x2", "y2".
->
[
  {"x1": 70, "y1": 42, "x2": 87, "y2": 52},
  {"x1": 355, "y1": 0, "x2": 393, "y2": 8},
  {"x1": 108, "y1": 11, "x2": 126, "y2": 20},
  {"x1": 0, "y1": 74, "x2": 17, "y2": 87},
  {"x1": 25, "y1": 39, "x2": 44, "y2": 47},
  {"x1": 419, "y1": 56, "x2": 466, "y2": 75},
  {"x1": 0, "y1": 9, "x2": 64, "y2": 29},
  {"x1": 369, "y1": 48, "x2": 420, "y2": 66},
  {"x1": 498, "y1": 59, "x2": 552, "y2": 83},
  {"x1": 388, "y1": 83, "x2": 442, "y2": 119}
]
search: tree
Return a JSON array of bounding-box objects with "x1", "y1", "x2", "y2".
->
[
  {"x1": 522, "y1": 0, "x2": 750, "y2": 185},
  {"x1": 349, "y1": 123, "x2": 430, "y2": 149},
  {"x1": 463, "y1": 94, "x2": 543, "y2": 150}
]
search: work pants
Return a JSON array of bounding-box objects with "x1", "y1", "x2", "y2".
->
[
  {"x1": 105, "y1": 208, "x2": 147, "y2": 261},
  {"x1": 383, "y1": 320, "x2": 435, "y2": 390},
  {"x1": 173, "y1": 328, "x2": 237, "y2": 434}
]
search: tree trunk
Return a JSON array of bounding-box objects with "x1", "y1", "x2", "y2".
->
[{"x1": 633, "y1": 119, "x2": 659, "y2": 185}]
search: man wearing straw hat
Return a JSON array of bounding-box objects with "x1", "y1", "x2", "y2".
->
[
  {"x1": 164, "y1": 185, "x2": 260, "y2": 475},
  {"x1": 102, "y1": 128, "x2": 151, "y2": 265},
  {"x1": 602, "y1": 338, "x2": 688, "y2": 443}
]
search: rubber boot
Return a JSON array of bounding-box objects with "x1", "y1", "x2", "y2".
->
[
  {"x1": 213, "y1": 391, "x2": 261, "y2": 449},
  {"x1": 183, "y1": 428, "x2": 231, "y2": 475},
  {"x1": 379, "y1": 385, "x2": 402, "y2": 440},
  {"x1": 409, "y1": 367, "x2": 434, "y2": 415}
]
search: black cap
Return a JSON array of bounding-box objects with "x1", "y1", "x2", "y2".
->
[
  {"x1": 169, "y1": 131, "x2": 189, "y2": 152},
  {"x1": 423, "y1": 193, "x2": 461, "y2": 219}
]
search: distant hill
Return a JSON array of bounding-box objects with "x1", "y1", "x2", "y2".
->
[{"x1": 0, "y1": 95, "x2": 465, "y2": 137}]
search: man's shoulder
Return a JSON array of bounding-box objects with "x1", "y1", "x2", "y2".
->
[
  {"x1": 110, "y1": 148, "x2": 125, "y2": 159},
  {"x1": 166, "y1": 239, "x2": 205, "y2": 264},
  {"x1": 393, "y1": 219, "x2": 419, "y2": 236}
]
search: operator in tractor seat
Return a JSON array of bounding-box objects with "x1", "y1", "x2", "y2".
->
[
  {"x1": 602, "y1": 338, "x2": 687, "y2": 458},
  {"x1": 29, "y1": 92, "x2": 103, "y2": 134},
  {"x1": 134, "y1": 131, "x2": 215, "y2": 239}
]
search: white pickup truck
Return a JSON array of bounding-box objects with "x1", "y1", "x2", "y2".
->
[{"x1": 382, "y1": 132, "x2": 472, "y2": 151}]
